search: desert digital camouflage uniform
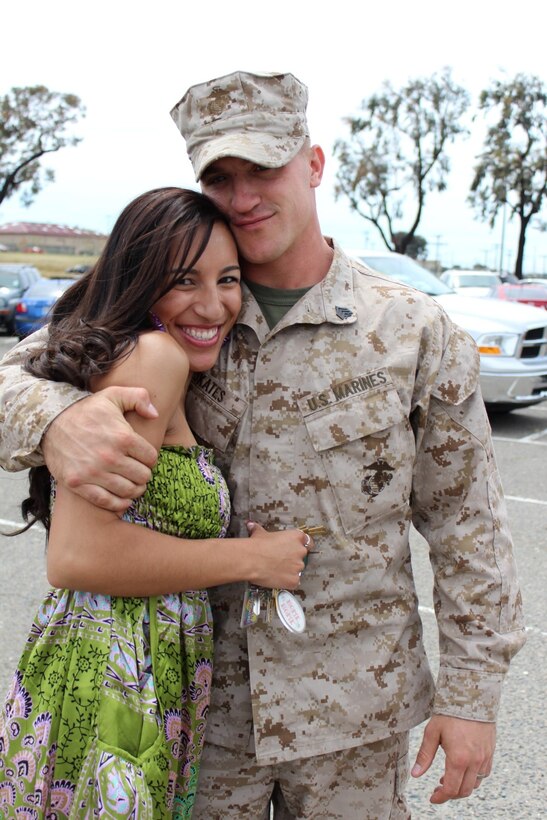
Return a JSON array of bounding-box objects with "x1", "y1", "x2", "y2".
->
[
  {"x1": 193, "y1": 730, "x2": 410, "y2": 818},
  {"x1": 0, "y1": 243, "x2": 526, "y2": 770}
]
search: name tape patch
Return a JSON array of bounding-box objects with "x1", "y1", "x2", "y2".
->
[{"x1": 302, "y1": 368, "x2": 392, "y2": 413}]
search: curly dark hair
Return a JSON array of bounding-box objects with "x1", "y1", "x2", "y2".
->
[{"x1": 14, "y1": 186, "x2": 230, "y2": 534}]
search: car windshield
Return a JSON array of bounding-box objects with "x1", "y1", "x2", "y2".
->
[
  {"x1": 456, "y1": 274, "x2": 498, "y2": 287},
  {"x1": 0, "y1": 271, "x2": 21, "y2": 288},
  {"x1": 356, "y1": 254, "x2": 453, "y2": 296}
]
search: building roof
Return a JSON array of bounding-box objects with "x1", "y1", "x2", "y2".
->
[{"x1": 0, "y1": 222, "x2": 106, "y2": 239}]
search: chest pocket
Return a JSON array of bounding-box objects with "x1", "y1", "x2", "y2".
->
[
  {"x1": 186, "y1": 378, "x2": 247, "y2": 455},
  {"x1": 299, "y1": 384, "x2": 414, "y2": 535}
]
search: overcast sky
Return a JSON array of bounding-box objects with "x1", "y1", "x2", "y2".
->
[{"x1": 1, "y1": 0, "x2": 546, "y2": 273}]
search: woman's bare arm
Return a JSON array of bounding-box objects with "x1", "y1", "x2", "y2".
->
[
  {"x1": 47, "y1": 332, "x2": 309, "y2": 594},
  {"x1": 0, "y1": 326, "x2": 159, "y2": 507}
]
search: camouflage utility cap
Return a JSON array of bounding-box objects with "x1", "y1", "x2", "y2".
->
[{"x1": 170, "y1": 71, "x2": 309, "y2": 181}]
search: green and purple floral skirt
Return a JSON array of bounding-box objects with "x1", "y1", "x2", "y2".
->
[{"x1": 0, "y1": 445, "x2": 230, "y2": 819}]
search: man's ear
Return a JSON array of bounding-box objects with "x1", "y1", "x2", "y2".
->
[{"x1": 309, "y1": 145, "x2": 326, "y2": 189}]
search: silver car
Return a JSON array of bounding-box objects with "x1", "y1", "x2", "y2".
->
[
  {"x1": 348, "y1": 250, "x2": 547, "y2": 412},
  {"x1": 439, "y1": 269, "x2": 503, "y2": 297}
]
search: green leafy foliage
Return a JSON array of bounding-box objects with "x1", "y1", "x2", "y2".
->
[
  {"x1": 469, "y1": 74, "x2": 546, "y2": 277},
  {"x1": 334, "y1": 68, "x2": 470, "y2": 255},
  {"x1": 0, "y1": 85, "x2": 85, "y2": 208},
  {"x1": 392, "y1": 232, "x2": 427, "y2": 259}
]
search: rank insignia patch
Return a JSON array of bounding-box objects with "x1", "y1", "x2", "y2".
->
[{"x1": 335, "y1": 306, "x2": 353, "y2": 320}]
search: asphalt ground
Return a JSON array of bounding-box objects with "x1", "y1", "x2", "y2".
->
[{"x1": 0, "y1": 335, "x2": 545, "y2": 818}]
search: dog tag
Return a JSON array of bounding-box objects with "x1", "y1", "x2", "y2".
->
[
  {"x1": 275, "y1": 590, "x2": 306, "y2": 633},
  {"x1": 240, "y1": 585, "x2": 258, "y2": 628},
  {"x1": 266, "y1": 594, "x2": 273, "y2": 624}
]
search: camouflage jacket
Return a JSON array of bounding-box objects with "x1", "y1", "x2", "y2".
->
[{"x1": 0, "y1": 242, "x2": 525, "y2": 764}]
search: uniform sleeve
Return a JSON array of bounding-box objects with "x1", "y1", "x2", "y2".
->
[
  {"x1": 0, "y1": 329, "x2": 88, "y2": 470},
  {"x1": 411, "y1": 321, "x2": 526, "y2": 722}
]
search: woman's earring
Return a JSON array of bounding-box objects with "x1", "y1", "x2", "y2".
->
[{"x1": 149, "y1": 311, "x2": 166, "y2": 332}]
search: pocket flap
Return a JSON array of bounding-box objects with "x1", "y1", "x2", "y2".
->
[
  {"x1": 187, "y1": 376, "x2": 247, "y2": 453},
  {"x1": 298, "y1": 370, "x2": 406, "y2": 452}
]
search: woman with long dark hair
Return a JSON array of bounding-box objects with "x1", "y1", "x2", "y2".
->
[{"x1": 0, "y1": 187, "x2": 308, "y2": 819}]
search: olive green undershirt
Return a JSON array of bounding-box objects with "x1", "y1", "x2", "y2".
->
[{"x1": 245, "y1": 280, "x2": 312, "y2": 330}]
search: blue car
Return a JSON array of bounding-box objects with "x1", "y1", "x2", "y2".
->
[
  {"x1": 14, "y1": 277, "x2": 77, "y2": 339},
  {"x1": 0, "y1": 263, "x2": 41, "y2": 334}
]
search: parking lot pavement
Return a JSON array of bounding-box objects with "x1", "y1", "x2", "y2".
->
[
  {"x1": 408, "y1": 403, "x2": 547, "y2": 818},
  {"x1": 0, "y1": 337, "x2": 546, "y2": 817}
]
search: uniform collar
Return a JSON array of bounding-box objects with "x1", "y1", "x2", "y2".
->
[{"x1": 237, "y1": 239, "x2": 357, "y2": 338}]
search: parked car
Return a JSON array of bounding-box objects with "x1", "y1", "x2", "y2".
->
[
  {"x1": 66, "y1": 264, "x2": 92, "y2": 274},
  {"x1": 14, "y1": 277, "x2": 77, "y2": 339},
  {"x1": 0, "y1": 264, "x2": 42, "y2": 334},
  {"x1": 440, "y1": 269, "x2": 502, "y2": 297},
  {"x1": 488, "y1": 282, "x2": 547, "y2": 310},
  {"x1": 347, "y1": 250, "x2": 547, "y2": 412}
]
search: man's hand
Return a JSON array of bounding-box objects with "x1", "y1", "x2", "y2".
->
[
  {"x1": 411, "y1": 715, "x2": 496, "y2": 803},
  {"x1": 43, "y1": 386, "x2": 159, "y2": 512}
]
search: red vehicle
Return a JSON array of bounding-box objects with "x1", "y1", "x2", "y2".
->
[{"x1": 489, "y1": 282, "x2": 547, "y2": 310}]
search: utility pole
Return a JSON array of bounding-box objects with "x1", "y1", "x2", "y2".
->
[
  {"x1": 498, "y1": 202, "x2": 507, "y2": 274},
  {"x1": 433, "y1": 234, "x2": 447, "y2": 275}
]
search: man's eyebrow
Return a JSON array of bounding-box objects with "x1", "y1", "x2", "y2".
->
[{"x1": 201, "y1": 166, "x2": 222, "y2": 180}]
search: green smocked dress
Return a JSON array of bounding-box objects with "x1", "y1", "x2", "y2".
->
[{"x1": 0, "y1": 445, "x2": 230, "y2": 819}]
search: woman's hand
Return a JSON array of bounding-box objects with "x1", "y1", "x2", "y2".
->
[{"x1": 245, "y1": 522, "x2": 313, "y2": 590}]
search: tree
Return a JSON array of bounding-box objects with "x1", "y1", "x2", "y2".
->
[
  {"x1": 469, "y1": 74, "x2": 546, "y2": 279},
  {"x1": 392, "y1": 232, "x2": 427, "y2": 259},
  {"x1": 0, "y1": 85, "x2": 85, "y2": 208},
  {"x1": 333, "y1": 68, "x2": 470, "y2": 255}
]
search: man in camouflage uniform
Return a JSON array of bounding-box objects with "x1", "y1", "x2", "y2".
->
[{"x1": 0, "y1": 72, "x2": 525, "y2": 818}]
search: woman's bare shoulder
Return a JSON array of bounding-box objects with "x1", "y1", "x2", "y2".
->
[
  {"x1": 94, "y1": 331, "x2": 189, "y2": 392},
  {"x1": 134, "y1": 330, "x2": 189, "y2": 366}
]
